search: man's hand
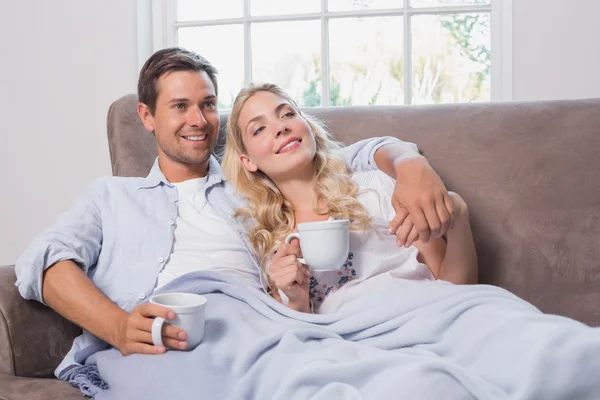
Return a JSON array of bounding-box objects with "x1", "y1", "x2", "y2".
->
[
  {"x1": 268, "y1": 240, "x2": 311, "y2": 312},
  {"x1": 114, "y1": 303, "x2": 189, "y2": 356},
  {"x1": 389, "y1": 157, "x2": 456, "y2": 244}
]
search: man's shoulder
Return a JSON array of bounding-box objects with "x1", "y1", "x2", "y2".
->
[
  {"x1": 89, "y1": 175, "x2": 149, "y2": 188},
  {"x1": 85, "y1": 176, "x2": 155, "y2": 199}
]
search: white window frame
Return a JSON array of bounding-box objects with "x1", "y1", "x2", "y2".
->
[{"x1": 140, "y1": 0, "x2": 512, "y2": 104}]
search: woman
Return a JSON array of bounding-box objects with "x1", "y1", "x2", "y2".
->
[{"x1": 222, "y1": 83, "x2": 477, "y2": 313}]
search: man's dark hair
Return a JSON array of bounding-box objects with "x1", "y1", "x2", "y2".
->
[{"x1": 137, "y1": 47, "x2": 219, "y2": 115}]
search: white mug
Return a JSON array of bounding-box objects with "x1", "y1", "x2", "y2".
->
[
  {"x1": 149, "y1": 292, "x2": 207, "y2": 351},
  {"x1": 284, "y1": 219, "x2": 350, "y2": 271}
]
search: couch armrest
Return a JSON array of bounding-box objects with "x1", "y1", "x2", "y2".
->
[{"x1": 0, "y1": 265, "x2": 81, "y2": 378}]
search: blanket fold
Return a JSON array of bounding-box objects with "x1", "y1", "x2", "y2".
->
[{"x1": 63, "y1": 271, "x2": 600, "y2": 400}]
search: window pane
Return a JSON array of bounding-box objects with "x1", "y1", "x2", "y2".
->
[
  {"x1": 252, "y1": 21, "x2": 321, "y2": 107},
  {"x1": 411, "y1": 13, "x2": 490, "y2": 104},
  {"x1": 177, "y1": 0, "x2": 243, "y2": 21},
  {"x1": 251, "y1": 0, "x2": 320, "y2": 16},
  {"x1": 329, "y1": 0, "x2": 402, "y2": 12},
  {"x1": 411, "y1": 0, "x2": 489, "y2": 7},
  {"x1": 178, "y1": 26, "x2": 244, "y2": 109},
  {"x1": 329, "y1": 17, "x2": 404, "y2": 106}
]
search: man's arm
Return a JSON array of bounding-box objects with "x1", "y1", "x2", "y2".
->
[
  {"x1": 42, "y1": 260, "x2": 186, "y2": 355},
  {"x1": 374, "y1": 144, "x2": 455, "y2": 244},
  {"x1": 43, "y1": 260, "x2": 130, "y2": 348},
  {"x1": 15, "y1": 179, "x2": 186, "y2": 355},
  {"x1": 15, "y1": 179, "x2": 104, "y2": 303},
  {"x1": 339, "y1": 137, "x2": 456, "y2": 244},
  {"x1": 339, "y1": 136, "x2": 420, "y2": 172}
]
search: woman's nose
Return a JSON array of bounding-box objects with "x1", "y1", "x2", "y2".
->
[{"x1": 276, "y1": 124, "x2": 290, "y2": 137}]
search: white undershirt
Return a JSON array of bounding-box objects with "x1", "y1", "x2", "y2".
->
[{"x1": 155, "y1": 177, "x2": 262, "y2": 291}]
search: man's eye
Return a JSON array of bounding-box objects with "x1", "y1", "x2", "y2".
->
[
  {"x1": 174, "y1": 103, "x2": 186, "y2": 110},
  {"x1": 253, "y1": 126, "x2": 265, "y2": 136},
  {"x1": 203, "y1": 101, "x2": 216, "y2": 109}
]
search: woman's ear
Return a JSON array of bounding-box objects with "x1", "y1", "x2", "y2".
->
[{"x1": 240, "y1": 154, "x2": 258, "y2": 172}]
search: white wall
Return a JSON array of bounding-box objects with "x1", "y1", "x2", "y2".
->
[
  {"x1": 0, "y1": 0, "x2": 138, "y2": 265},
  {"x1": 512, "y1": 0, "x2": 600, "y2": 101}
]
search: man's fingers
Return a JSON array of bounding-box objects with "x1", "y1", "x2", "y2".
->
[
  {"x1": 129, "y1": 322, "x2": 188, "y2": 349},
  {"x1": 162, "y1": 324, "x2": 187, "y2": 341},
  {"x1": 136, "y1": 303, "x2": 175, "y2": 320},
  {"x1": 444, "y1": 193, "x2": 456, "y2": 229},
  {"x1": 435, "y1": 195, "x2": 451, "y2": 237},
  {"x1": 391, "y1": 196, "x2": 402, "y2": 212},
  {"x1": 128, "y1": 342, "x2": 166, "y2": 355},
  {"x1": 388, "y1": 206, "x2": 409, "y2": 235},
  {"x1": 127, "y1": 329, "x2": 154, "y2": 346},
  {"x1": 407, "y1": 206, "x2": 430, "y2": 243},
  {"x1": 163, "y1": 337, "x2": 188, "y2": 351},
  {"x1": 423, "y1": 197, "x2": 442, "y2": 239},
  {"x1": 130, "y1": 312, "x2": 187, "y2": 342},
  {"x1": 394, "y1": 218, "x2": 413, "y2": 247}
]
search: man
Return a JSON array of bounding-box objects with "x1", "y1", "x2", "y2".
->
[{"x1": 15, "y1": 48, "x2": 455, "y2": 379}]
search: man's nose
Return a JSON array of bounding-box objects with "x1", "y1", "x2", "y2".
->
[{"x1": 189, "y1": 108, "x2": 207, "y2": 127}]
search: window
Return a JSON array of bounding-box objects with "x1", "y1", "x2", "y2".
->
[{"x1": 147, "y1": 0, "x2": 511, "y2": 108}]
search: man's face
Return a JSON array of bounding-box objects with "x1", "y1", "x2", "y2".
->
[{"x1": 139, "y1": 70, "x2": 219, "y2": 180}]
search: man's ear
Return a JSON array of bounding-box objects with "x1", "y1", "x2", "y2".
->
[
  {"x1": 240, "y1": 154, "x2": 258, "y2": 172},
  {"x1": 137, "y1": 103, "x2": 156, "y2": 133}
]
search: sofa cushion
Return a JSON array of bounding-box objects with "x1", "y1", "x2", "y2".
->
[{"x1": 0, "y1": 374, "x2": 82, "y2": 400}]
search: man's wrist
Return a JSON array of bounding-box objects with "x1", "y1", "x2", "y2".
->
[
  {"x1": 109, "y1": 309, "x2": 130, "y2": 349},
  {"x1": 392, "y1": 155, "x2": 428, "y2": 179}
]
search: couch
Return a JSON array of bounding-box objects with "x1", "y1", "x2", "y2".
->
[{"x1": 1, "y1": 95, "x2": 599, "y2": 399}]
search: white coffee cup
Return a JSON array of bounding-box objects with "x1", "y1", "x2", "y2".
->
[
  {"x1": 284, "y1": 219, "x2": 350, "y2": 271},
  {"x1": 150, "y1": 292, "x2": 207, "y2": 351}
]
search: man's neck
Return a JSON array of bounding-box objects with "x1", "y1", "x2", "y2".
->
[{"x1": 158, "y1": 157, "x2": 210, "y2": 183}]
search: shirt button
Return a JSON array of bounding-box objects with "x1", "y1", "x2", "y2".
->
[
  {"x1": 168, "y1": 220, "x2": 175, "y2": 226},
  {"x1": 139, "y1": 293, "x2": 146, "y2": 300},
  {"x1": 158, "y1": 257, "x2": 164, "y2": 263}
]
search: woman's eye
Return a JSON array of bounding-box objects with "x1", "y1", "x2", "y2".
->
[
  {"x1": 253, "y1": 126, "x2": 265, "y2": 136},
  {"x1": 283, "y1": 111, "x2": 295, "y2": 118}
]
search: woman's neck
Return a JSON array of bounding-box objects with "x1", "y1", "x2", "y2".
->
[
  {"x1": 275, "y1": 171, "x2": 327, "y2": 224},
  {"x1": 277, "y1": 177, "x2": 315, "y2": 214}
]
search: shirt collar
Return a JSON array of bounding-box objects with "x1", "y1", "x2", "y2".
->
[{"x1": 136, "y1": 156, "x2": 224, "y2": 190}]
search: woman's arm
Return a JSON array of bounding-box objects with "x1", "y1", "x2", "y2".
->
[{"x1": 412, "y1": 192, "x2": 478, "y2": 285}]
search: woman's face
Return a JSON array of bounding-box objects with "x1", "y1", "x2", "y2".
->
[{"x1": 237, "y1": 90, "x2": 317, "y2": 182}]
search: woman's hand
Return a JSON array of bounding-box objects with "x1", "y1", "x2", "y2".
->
[
  {"x1": 447, "y1": 191, "x2": 469, "y2": 220},
  {"x1": 268, "y1": 240, "x2": 311, "y2": 312}
]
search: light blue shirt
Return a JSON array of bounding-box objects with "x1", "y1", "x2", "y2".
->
[{"x1": 14, "y1": 136, "x2": 416, "y2": 377}]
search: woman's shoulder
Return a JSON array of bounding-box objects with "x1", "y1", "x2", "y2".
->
[{"x1": 352, "y1": 170, "x2": 396, "y2": 219}]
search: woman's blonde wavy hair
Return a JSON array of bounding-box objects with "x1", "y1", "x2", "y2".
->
[{"x1": 222, "y1": 83, "x2": 372, "y2": 289}]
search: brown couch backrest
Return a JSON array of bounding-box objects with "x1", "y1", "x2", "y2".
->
[{"x1": 108, "y1": 95, "x2": 600, "y2": 325}]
